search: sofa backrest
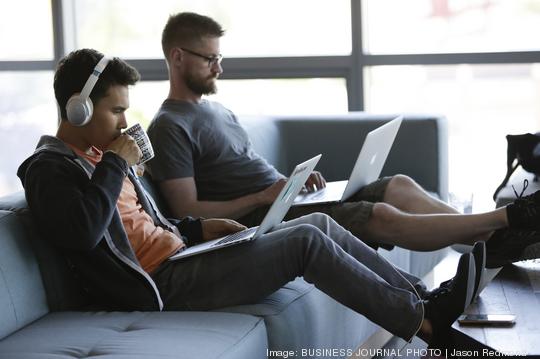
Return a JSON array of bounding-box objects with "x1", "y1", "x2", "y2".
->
[
  {"x1": 0, "y1": 208, "x2": 49, "y2": 340},
  {"x1": 240, "y1": 113, "x2": 448, "y2": 201},
  {"x1": 0, "y1": 192, "x2": 89, "y2": 340},
  {"x1": 238, "y1": 115, "x2": 285, "y2": 173}
]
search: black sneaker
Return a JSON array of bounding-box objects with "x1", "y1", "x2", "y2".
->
[
  {"x1": 506, "y1": 180, "x2": 540, "y2": 230},
  {"x1": 486, "y1": 228, "x2": 540, "y2": 268},
  {"x1": 423, "y1": 253, "x2": 476, "y2": 339},
  {"x1": 424, "y1": 243, "x2": 485, "y2": 302},
  {"x1": 471, "y1": 241, "x2": 486, "y2": 301}
]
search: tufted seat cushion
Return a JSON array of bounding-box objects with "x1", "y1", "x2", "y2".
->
[{"x1": 0, "y1": 311, "x2": 267, "y2": 359}]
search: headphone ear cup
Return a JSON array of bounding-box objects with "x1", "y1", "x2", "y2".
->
[{"x1": 66, "y1": 95, "x2": 93, "y2": 126}]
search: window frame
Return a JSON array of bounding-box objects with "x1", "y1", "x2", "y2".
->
[{"x1": 2, "y1": 0, "x2": 540, "y2": 111}]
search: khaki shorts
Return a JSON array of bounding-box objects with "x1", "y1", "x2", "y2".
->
[{"x1": 239, "y1": 177, "x2": 393, "y2": 249}]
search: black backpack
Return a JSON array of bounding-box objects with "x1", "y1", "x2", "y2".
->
[{"x1": 493, "y1": 133, "x2": 540, "y2": 200}]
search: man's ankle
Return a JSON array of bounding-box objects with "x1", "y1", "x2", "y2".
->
[{"x1": 417, "y1": 318, "x2": 433, "y2": 343}]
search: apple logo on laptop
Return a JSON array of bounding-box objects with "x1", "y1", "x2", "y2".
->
[{"x1": 370, "y1": 154, "x2": 377, "y2": 166}]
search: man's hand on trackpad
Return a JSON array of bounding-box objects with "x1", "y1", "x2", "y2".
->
[{"x1": 304, "y1": 171, "x2": 326, "y2": 192}]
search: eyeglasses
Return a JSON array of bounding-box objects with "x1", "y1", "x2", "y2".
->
[{"x1": 180, "y1": 47, "x2": 223, "y2": 68}]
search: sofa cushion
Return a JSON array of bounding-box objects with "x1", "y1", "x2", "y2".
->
[
  {"x1": 378, "y1": 246, "x2": 449, "y2": 281},
  {"x1": 239, "y1": 115, "x2": 285, "y2": 173},
  {"x1": 0, "y1": 210, "x2": 49, "y2": 341},
  {"x1": 0, "y1": 192, "x2": 90, "y2": 314},
  {"x1": 408, "y1": 248, "x2": 449, "y2": 280},
  {"x1": 0, "y1": 311, "x2": 267, "y2": 359},
  {"x1": 218, "y1": 278, "x2": 375, "y2": 356}
]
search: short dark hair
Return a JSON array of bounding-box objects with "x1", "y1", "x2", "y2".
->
[
  {"x1": 54, "y1": 48, "x2": 140, "y2": 121},
  {"x1": 162, "y1": 12, "x2": 225, "y2": 62}
]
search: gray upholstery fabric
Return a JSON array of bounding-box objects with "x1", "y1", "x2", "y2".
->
[
  {"x1": 408, "y1": 249, "x2": 450, "y2": 280},
  {"x1": 0, "y1": 210, "x2": 48, "y2": 340},
  {"x1": 238, "y1": 115, "x2": 285, "y2": 174},
  {"x1": 0, "y1": 192, "x2": 89, "y2": 312},
  {"x1": 0, "y1": 311, "x2": 267, "y2": 359},
  {"x1": 379, "y1": 246, "x2": 449, "y2": 281},
  {"x1": 219, "y1": 278, "x2": 378, "y2": 354}
]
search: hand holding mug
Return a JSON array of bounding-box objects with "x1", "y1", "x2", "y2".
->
[
  {"x1": 123, "y1": 123, "x2": 155, "y2": 164},
  {"x1": 107, "y1": 134, "x2": 142, "y2": 166}
]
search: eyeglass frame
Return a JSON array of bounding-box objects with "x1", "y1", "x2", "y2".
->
[{"x1": 180, "y1": 47, "x2": 223, "y2": 67}]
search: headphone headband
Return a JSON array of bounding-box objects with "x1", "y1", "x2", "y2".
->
[{"x1": 79, "y1": 56, "x2": 110, "y2": 100}]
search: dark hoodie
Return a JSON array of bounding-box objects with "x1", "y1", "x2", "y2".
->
[{"x1": 17, "y1": 136, "x2": 201, "y2": 311}]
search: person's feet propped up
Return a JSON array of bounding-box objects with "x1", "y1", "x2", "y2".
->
[
  {"x1": 486, "y1": 228, "x2": 540, "y2": 268},
  {"x1": 506, "y1": 186, "x2": 540, "y2": 231},
  {"x1": 420, "y1": 252, "x2": 476, "y2": 345}
]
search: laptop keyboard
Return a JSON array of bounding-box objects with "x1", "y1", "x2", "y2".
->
[
  {"x1": 307, "y1": 190, "x2": 325, "y2": 200},
  {"x1": 213, "y1": 227, "x2": 258, "y2": 246},
  {"x1": 298, "y1": 189, "x2": 326, "y2": 202}
]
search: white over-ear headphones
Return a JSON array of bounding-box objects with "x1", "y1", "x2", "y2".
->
[{"x1": 66, "y1": 56, "x2": 110, "y2": 126}]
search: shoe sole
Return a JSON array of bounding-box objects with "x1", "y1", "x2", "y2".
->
[
  {"x1": 457, "y1": 253, "x2": 476, "y2": 311},
  {"x1": 471, "y1": 241, "x2": 486, "y2": 301},
  {"x1": 487, "y1": 233, "x2": 540, "y2": 268},
  {"x1": 521, "y1": 241, "x2": 540, "y2": 261},
  {"x1": 472, "y1": 241, "x2": 486, "y2": 302}
]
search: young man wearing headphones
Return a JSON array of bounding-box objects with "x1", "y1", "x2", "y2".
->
[{"x1": 18, "y1": 48, "x2": 484, "y2": 345}]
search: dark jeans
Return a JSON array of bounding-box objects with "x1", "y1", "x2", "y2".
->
[{"x1": 152, "y1": 213, "x2": 424, "y2": 340}]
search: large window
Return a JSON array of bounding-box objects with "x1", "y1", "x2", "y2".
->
[
  {"x1": 128, "y1": 78, "x2": 348, "y2": 129},
  {"x1": 72, "y1": 0, "x2": 351, "y2": 58},
  {"x1": 365, "y1": 64, "x2": 540, "y2": 211},
  {"x1": 2, "y1": 0, "x2": 540, "y2": 208},
  {"x1": 361, "y1": 0, "x2": 540, "y2": 210},
  {"x1": 0, "y1": 72, "x2": 57, "y2": 195},
  {"x1": 363, "y1": 0, "x2": 540, "y2": 54},
  {"x1": 1, "y1": 1, "x2": 54, "y2": 60}
]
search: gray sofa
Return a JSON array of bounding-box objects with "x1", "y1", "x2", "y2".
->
[{"x1": 0, "y1": 113, "x2": 449, "y2": 359}]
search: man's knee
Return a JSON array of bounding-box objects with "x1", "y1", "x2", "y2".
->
[
  {"x1": 289, "y1": 222, "x2": 324, "y2": 237},
  {"x1": 285, "y1": 223, "x2": 330, "y2": 249},
  {"x1": 301, "y1": 212, "x2": 335, "y2": 227},
  {"x1": 384, "y1": 175, "x2": 423, "y2": 203},
  {"x1": 388, "y1": 174, "x2": 419, "y2": 192},
  {"x1": 369, "y1": 202, "x2": 404, "y2": 237}
]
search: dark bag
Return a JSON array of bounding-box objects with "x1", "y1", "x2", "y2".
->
[{"x1": 493, "y1": 133, "x2": 540, "y2": 200}]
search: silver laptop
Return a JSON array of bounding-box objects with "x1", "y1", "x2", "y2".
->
[
  {"x1": 293, "y1": 116, "x2": 403, "y2": 206},
  {"x1": 169, "y1": 154, "x2": 322, "y2": 260}
]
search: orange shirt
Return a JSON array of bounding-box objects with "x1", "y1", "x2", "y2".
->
[{"x1": 69, "y1": 145, "x2": 183, "y2": 273}]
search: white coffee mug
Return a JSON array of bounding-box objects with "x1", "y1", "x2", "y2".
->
[{"x1": 124, "y1": 123, "x2": 155, "y2": 164}]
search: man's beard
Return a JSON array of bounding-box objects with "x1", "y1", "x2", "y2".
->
[{"x1": 184, "y1": 72, "x2": 218, "y2": 96}]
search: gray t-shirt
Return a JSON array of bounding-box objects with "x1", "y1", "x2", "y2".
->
[{"x1": 146, "y1": 99, "x2": 282, "y2": 201}]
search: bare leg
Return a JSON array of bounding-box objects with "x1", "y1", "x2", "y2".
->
[
  {"x1": 383, "y1": 175, "x2": 459, "y2": 215},
  {"x1": 363, "y1": 203, "x2": 507, "y2": 250}
]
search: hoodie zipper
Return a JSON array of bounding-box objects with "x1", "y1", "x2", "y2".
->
[{"x1": 73, "y1": 157, "x2": 164, "y2": 310}]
